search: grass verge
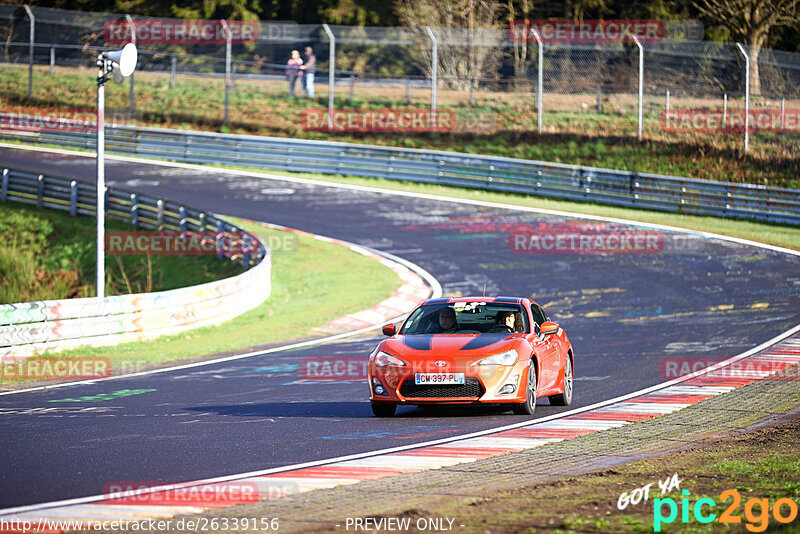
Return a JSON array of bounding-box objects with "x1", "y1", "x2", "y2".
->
[
  {"x1": 0, "y1": 202, "x2": 239, "y2": 302},
  {"x1": 0, "y1": 218, "x2": 401, "y2": 385},
  {"x1": 1, "y1": 65, "x2": 798, "y2": 188}
]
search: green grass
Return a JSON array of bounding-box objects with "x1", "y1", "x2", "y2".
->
[
  {"x1": 0, "y1": 202, "x2": 239, "y2": 303},
  {"x1": 5, "y1": 218, "x2": 401, "y2": 380},
  {"x1": 2, "y1": 65, "x2": 798, "y2": 188}
]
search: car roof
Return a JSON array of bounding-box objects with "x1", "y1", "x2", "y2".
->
[{"x1": 422, "y1": 296, "x2": 530, "y2": 305}]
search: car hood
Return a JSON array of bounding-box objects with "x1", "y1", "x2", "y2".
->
[{"x1": 382, "y1": 333, "x2": 522, "y2": 357}]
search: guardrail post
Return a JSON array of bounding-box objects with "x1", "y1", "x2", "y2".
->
[
  {"x1": 36, "y1": 174, "x2": 44, "y2": 208},
  {"x1": 322, "y1": 24, "x2": 335, "y2": 130},
  {"x1": 179, "y1": 206, "x2": 187, "y2": 234},
  {"x1": 425, "y1": 26, "x2": 437, "y2": 132},
  {"x1": 405, "y1": 76, "x2": 410, "y2": 105},
  {"x1": 23, "y1": 5, "x2": 34, "y2": 101},
  {"x1": 125, "y1": 15, "x2": 136, "y2": 114},
  {"x1": 1, "y1": 169, "x2": 8, "y2": 202},
  {"x1": 170, "y1": 56, "x2": 177, "y2": 88},
  {"x1": 156, "y1": 199, "x2": 164, "y2": 230},
  {"x1": 735, "y1": 43, "x2": 750, "y2": 152},
  {"x1": 130, "y1": 193, "x2": 138, "y2": 227},
  {"x1": 632, "y1": 34, "x2": 644, "y2": 141},
  {"x1": 781, "y1": 97, "x2": 785, "y2": 129},
  {"x1": 349, "y1": 75, "x2": 355, "y2": 102},
  {"x1": 242, "y1": 235, "x2": 252, "y2": 270},
  {"x1": 70, "y1": 180, "x2": 78, "y2": 216},
  {"x1": 216, "y1": 220, "x2": 225, "y2": 259},
  {"x1": 49, "y1": 46, "x2": 54, "y2": 75},
  {"x1": 199, "y1": 212, "x2": 206, "y2": 231}
]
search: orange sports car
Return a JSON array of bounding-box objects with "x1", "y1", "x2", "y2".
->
[{"x1": 368, "y1": 297, "x2": 574, "y2": 417}]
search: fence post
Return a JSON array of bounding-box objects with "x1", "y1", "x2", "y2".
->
[
  {"x1": 70, "y1": 180, "x2": 78, "y2": 216},
  {"x1": 170, "y1": 56, "x2": 177, "y2": 88},
  {"x1": 23, "y1": 5, "x2": 34, "y2": 101},
  {"x1": 405, "y1": 76, "x2": 410, "y2": 105},
  {"x1": 322, "y1": 24, "x2": 335, "y2": 130},
  {"x1": 527, "y1": 26, "x2": 543, "y2": 134},
  {"x1": 666, "y1": 89, "x2": 670, "y2": 116},
  {"x1": 350, "y1": 74, "x2": 355, "y2": 101},
  {"x1": 781, "y1": 97, "x2": 785, "y2": 129},
  {"x1": 425, "y1": 26, "x2": 437, "y2": 132},
  {"x1": 597, "y1": 85, "x2": 602, "y2": 113},
  {"x1": 469, "y1": 78, "x2": 474, "y2": 107},
  {"x1": 50, "y1": 46, "x2": 54, "y2": 75},
  {"x1": 723, "y1": 93, "x2": 727, "y2": 127},
  {"x1": 632, "y1": 34, "x2": 643, "y2": 141},
  {"x1": 220, "y1": 20, "x2": 232, "y2": 126},
  {"x1": 735, "y1": 43, "x2": 750, "y2": 152},
  {"x1": 1, "y1": 169, "x2": 9, "y2": 202}
]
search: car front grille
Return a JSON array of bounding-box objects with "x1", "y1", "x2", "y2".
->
[{"x1": 399, "y1": 377, "x2": 484, "y2": 399}]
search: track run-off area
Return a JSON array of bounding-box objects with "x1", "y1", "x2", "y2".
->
[{"x1": 1, "y1": 145, "x2": 799, "y2": 510}]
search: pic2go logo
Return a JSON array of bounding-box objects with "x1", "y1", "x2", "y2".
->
[{"x1": 653, "y1": 489, "x2": 798, "y2": 532}]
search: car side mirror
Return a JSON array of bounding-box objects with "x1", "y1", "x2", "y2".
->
[
  {"x1": 540, "y1": 321, "x2": 559, "y2": 335},
  {"x1": 382, "y1": 323, "x2": 396, "y2": 336}
]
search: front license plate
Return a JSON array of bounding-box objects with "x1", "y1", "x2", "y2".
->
[{"x1": 415, "y1": 373, "x2": 465, "y2": 385}]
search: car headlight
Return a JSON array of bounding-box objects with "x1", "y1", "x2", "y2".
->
[
  {"x1": 374, "y1": 351, "x2": 407, "y2": 367},
  {"x1": 476, "y1": 349, "x2": 518, "y2": 366}
]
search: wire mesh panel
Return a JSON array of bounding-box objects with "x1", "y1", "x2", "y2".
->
[{"x1": 0, "y1": 2, "x2": 798, "y2": 158}]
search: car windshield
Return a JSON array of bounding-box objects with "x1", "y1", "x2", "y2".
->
[{"x1": 400, "y1": 302, "x2": 529, "y2": 335}]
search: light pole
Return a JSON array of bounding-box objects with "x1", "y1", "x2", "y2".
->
[{"x1": 96, "y1": 43, "x2": 137, "y2": 298}]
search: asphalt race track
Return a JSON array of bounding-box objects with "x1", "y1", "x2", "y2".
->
[{"x1": 1, "y1": 146, "x2": 799, "y2": 509}]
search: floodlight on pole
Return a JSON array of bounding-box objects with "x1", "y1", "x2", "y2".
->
[{"x1": 96, "y1": 42, "x2": 137, "y2": 298}]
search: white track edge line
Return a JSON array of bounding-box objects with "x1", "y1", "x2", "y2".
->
[
  {"x1": 0, "y1": 142, "x2": 798, "y2": 515},
  {"x1": 2, "y1": 323, "x2": 798, "y2": 517}
]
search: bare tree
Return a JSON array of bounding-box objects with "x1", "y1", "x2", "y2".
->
[
  {"x1": 506, "y1": 0, "x2": 534, "y2": 85},
  {"x1": 692, "y1": 0, "x2": 800, "y2": 94},
  {"x1": 395, "y1": 0, "x2": 504, "y2": 89}
]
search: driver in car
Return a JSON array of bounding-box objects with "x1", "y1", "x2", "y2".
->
[
  {"x1": 427, "y1": 307, "x2": 459, "y2": 333},
  {"x1": 490, "y1": 310, "x2": 517, "y2": 333}
]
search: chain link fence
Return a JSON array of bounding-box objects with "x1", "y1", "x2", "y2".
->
[{"x1": 1, "y1": 3, "x2": 799, "y2": 156}]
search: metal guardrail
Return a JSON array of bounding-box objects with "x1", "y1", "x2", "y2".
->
[
  {"x1": 2, "y1": 122, "x2": 798, "y2": 225},
  {"x1": 0, "y1": 165, "x2": 271, "y2": 360}
]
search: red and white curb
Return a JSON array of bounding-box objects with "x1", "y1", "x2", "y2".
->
[{"x1": 2, "y1": 331, "x2": 798, "y2": 531}]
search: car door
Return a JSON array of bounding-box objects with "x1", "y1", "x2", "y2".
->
[{"x1": 530, "y1": 304, "x2": 560, "y2": 392}]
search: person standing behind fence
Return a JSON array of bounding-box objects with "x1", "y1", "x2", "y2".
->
[
  {"x1": 286, "y1": 50, "x2": 303, "y2": 97},
  {"x1": 300, "y1": 46, "x2": 316, "y2": 98}
]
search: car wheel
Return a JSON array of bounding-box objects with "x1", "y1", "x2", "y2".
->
[
  {"x1": 549, "y1": 357, "x2": 573, "y2": 406},
  {"x1": 371, "y1": 402, "x2": 397, "y2": 417},
  {"x1": 513, "y1": 363, "x2": 536, "y2": 415}
]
